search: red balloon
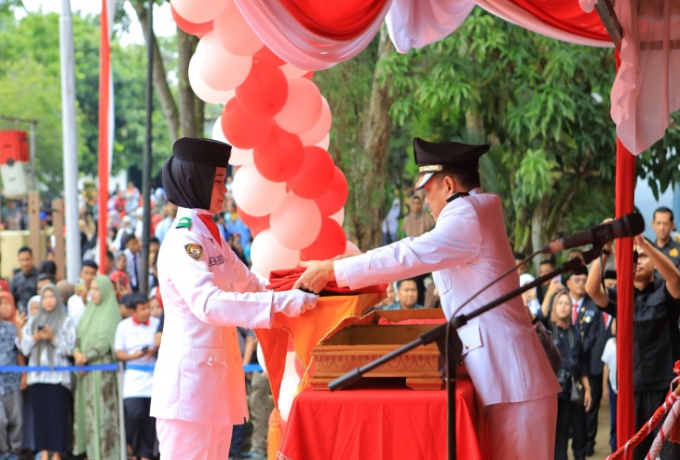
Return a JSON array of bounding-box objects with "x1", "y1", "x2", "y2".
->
[
  {"x1": 287, "y1": 147, "x2": 335, "y2": 199},
  {"x1": 302, "y1": 71, "x2": 315, "y2": 80},
  {"x1": 253, "y1": 126, "x2": 304, "y2": 182},
  {"x1": 235, "y1": 63, "x2": 288, "y2": 118},
  {"x1": 301, "y1": 218, "x2": 346, "y2": 260},
  {"x1": 254, "y1": 46, "x2": 286, "y2": 67},
  {"x1": 171, "y1": 4, "x2": 213, "y2": 36},
  {"x1": 314, "y1": 166, "x2": 348, "y2": 216},
  {"x1": 221, "y1": 99, "x2": 272, "y2": 150},
  {"x1": 237, "y1": 206, "x2": 270, "y2": 237}
]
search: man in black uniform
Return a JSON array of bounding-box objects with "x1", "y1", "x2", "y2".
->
[
  {"x1": 9, "y1": 246, "x2": 37, "y2": 313},
  {"x1": 652, "y1": 206, "x2": 680, "y2": 268},
  {"x1": 587, "y1": 235, "x2": 680, "y2": 460}
]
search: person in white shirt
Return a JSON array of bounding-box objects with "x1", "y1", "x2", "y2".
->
[
  {"x1": 66, "y1": 260, "x2": 98, "y2": 327},
  {"x1": 20, "y1": 284, "x2": 76, "y2": 460},
  {"x1": 601, "y1": 318, "x2": 618, "y2": 453},
  {"x1": 115, "y1": 292, "x2": 160, "y2": 460}
]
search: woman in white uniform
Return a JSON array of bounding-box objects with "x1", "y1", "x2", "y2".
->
[{"x1": 150, "y1": 138, "x2": 316, "y2": 460}]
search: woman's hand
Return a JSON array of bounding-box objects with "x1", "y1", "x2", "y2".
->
[
  {"x1": 73, "y1": 350, "x2": 88, "y2": 366},
  {"x1": 41, "y1": 325, "x2": 55, "y2": 342},
  {"x1": 14, "y1": 312, "x2": 27, "y2": 331}
]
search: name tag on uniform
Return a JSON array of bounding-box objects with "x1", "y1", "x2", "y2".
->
[{"x1": 208, "y1": 255, "x2": 225, "y2": 266}]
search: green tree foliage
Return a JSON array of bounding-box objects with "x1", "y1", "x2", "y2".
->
[
  {"x1": 384, "y1": 8, "x2": 622, "y2": 255},
  {"x1": 0, "y1": 10, "x2": 172, "y2": 195}
]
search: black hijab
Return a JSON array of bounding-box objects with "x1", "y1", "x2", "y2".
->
[{"x1": 162, "y1": 137, "x2": 232, "y2": 210}]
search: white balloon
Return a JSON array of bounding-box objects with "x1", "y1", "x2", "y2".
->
[
  {"x1": 228, "y1": 146, "x2": 254, "y2": 166},
  {"x1": 232, "y1": 164, "x2": 286, "y2": 216},
  {"x1": 171, "y1": 0, "x2": 229, "y2": 24},
  {"x1": 194, "y1": 31, "x2": 252, "y2": 92},
  {"x1": 250, "y1": 229, "x2": 300, "y2": 279},
  {"x1": 278, "y1": 375, "x2": 301, "y2": 422},
  {"x1": 188, "y1": 58, "x2": 235, "y2": 105},
  {"x1": 316, "y1": 133, "x2": 330, "y2": 150},
  {"x1": 329, "y1": 207, "x2": 344, "y2": 226},
  {"x1": 211, "y1": 116, "x2": 226, "y2": 142},
  {"x1": 281, "y1": 63, "x2": 308, "y2": 79},
  {"x1": 270, "y1": 194, "x2": 322, "y2": 250}
]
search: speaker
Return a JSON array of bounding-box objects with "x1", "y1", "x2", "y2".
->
[
  {"x1": 0, "y1": 130, "x2": 33, "y2": 197},
  {"x1": 0, "y1": 130, "x2": 29, "y2": 164}
]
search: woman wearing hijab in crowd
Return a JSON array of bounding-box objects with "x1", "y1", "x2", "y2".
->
[
  {"x1": 151, "y1": 138, "x2": 316, "y2": 459},
  {"x1": 20, "y1": 284, "x2": 76, "y2": 460},
  {"x1": 73, "y1": 275, "x2": 122, "y2": 460},
  {"x1": 14, "y1": 294, "x2": 39, "y2": 453},
  {"x1": 0, "y1": 291, "x2": 24, "y2": 460},
  {"x1": 56, "y1": 280, "x2": 75, "y2": 307}
]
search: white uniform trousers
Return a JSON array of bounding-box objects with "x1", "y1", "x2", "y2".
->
[
  {"x1": 157, "y1": 418, "x2": 233, "y2": 460},
  {"x1": 482, "y1": 394, "x2": 557, "y2": 460}
]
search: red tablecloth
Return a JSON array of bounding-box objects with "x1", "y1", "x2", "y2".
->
[{"x1": 278, "y1": 376, "x2": 489, "y2": 460}]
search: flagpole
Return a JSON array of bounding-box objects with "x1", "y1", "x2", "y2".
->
[
  {"x1": 140, "y1": 0, "x2": 153, "y2": 293},
  {"x1": 59, "y1": 0, "x2": 81, "y2": 281},
  {"x1": 97, "y1": 0, "x2": 111, "y2": 274}
]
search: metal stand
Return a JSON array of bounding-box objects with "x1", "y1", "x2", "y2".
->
[{"x1": 329, "y1": 247, "x2": 603, "y2": 460}]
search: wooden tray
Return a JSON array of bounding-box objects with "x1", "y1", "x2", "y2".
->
[{"x1": 311, "y1": 308, "x2": 445, "y2": 390}]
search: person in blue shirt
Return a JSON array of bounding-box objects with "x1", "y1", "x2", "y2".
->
[{"x1": 382, "y1": 279, "x2": 425, "y2": 310}]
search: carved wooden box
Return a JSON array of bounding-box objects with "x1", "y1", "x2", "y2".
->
[{"x1": 311, "y1": 309, "x2": 445, "y2": 391}]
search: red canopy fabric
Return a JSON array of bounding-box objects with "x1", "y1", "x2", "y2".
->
[
  {"x1": 509, "y1": 0, "x2": 610, "y2": 42},
  {"x1": 278, "y1": 0, "x2": 390, "y2": 41}
]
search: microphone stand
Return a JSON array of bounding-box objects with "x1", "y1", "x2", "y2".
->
[{"x1": 329, "y1": 245, "x2": 603, "y2": 460}]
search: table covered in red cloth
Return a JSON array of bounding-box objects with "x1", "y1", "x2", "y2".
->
[{"x1": 278, "y1": 374, "x2": 489, "y2": 460}]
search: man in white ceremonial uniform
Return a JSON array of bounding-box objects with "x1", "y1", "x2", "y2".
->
[
  {"x1": 295, "y1": 137, "x2": 561, "y2": 460},
  {"x1": 150, "y1": 138, "x2": 317, "y2": 460}
]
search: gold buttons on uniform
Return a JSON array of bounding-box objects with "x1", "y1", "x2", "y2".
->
[{"x1": 465, "y1": 344, "x2": 469, "y2": 350}]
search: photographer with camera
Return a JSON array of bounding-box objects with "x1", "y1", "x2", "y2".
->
[{"x1": 537, "y1": 289, "x2": 592, "y2": 460}]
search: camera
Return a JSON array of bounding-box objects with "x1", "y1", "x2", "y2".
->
[{"x1": 37, "y1": 325, "x2": 45, "y2": 331}]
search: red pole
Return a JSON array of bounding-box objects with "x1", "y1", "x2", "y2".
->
[
  {"x1": 97, "y1": 0, "x2": 110, "y2": 274},
  {"x1": 615, "y1": 49, "x2": 636, "y2": 449}
]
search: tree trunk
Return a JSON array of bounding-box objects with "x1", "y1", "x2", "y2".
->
[
  {"x1": 177, "y1": 30, "x2": 204, "y2": 138},
  {"x1": 131, "y1": 0, "x2": 180, "y2": 141},
  {"x1": 347, "y1": 26, "x2": 394, "y2": 251},
  {"x1": 531, "y1": 195, "x2": 550, "y2": 272}
]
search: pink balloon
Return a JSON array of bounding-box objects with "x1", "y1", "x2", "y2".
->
[
  {"x1": 315, "y1": 166, "x2": 348, "y2": 216},
  {"x1": 345, "y1": 241, "x2": 361, "y2": 256},
  {"x1": 270, "y1": 194, "x2": 322, "y2": 250},
  {"x1": 281, "y1": 64, "x2": 307, "y2": 79},
  {"x1": 194, "y1": 31, "x2": 252, "y2": 92},
  {"x1": 253, "y1": 126, "x2": 304, "y2": 182},
  {"x1": 299, "y1": 97, "x2": 332, "y2": 146},
  {"x1": 273, "y1": 78, "x2": 323, "y2": 134},
  {"x1": 221, "y1": 99, "x2": 272, "y2": 150},
  {"x1": 213, "y1": 1, "x2": 263, "y2": 56},
  {"x1": 170, "y1": 4, "x2": 213, "y2": 36},
  {"x1": 250, "y1": 229, "x2": 300, "y2": 279},
  {"x1": 232, "y1": 164, "x2": 286, "y2": 216},
  {"x1": 287, "y1": 147, "x2": 334, "y2": 199},
  {"x1": 316, "y1": 133, "x2": 330, "y2": 150},
  {"x1": 188, "y1": 57, "x2": 235, "y2": 104},
  {"x1": 170, "y1": 0, "x2": 227, "y2": 24},
  {"x1": 235, "y1": 63, "x2": 288, "y2": 118},
  {"x1": 329, "y1": 208, "x2": 344, "y2": 226}
]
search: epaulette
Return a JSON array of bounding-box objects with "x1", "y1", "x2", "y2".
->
[{"x1": 176, "y1": 217, "x2": 192, "y2": 229}]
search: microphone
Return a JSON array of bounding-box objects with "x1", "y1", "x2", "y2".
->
[{"x1": 540, "y1": 213, "x2": 644, "y2": 254}]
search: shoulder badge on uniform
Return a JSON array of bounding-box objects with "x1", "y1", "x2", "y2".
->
[
  {"x1": 670, "y1": 248, "x2": 679, "y2": 258},
  {"x1": 185, "y1": 244, "x2": 204, "y2": 260},
  {"x1": 176, "y1": 217, "x2": 192, "y2": 229}
]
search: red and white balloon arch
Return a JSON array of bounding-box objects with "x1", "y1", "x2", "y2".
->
[{"x1": 172, "y1": 0, "x2": 349, "y2": 277}]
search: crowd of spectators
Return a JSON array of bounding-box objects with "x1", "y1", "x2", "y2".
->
[{"x1": 0, "y1": 178, "x2": 270, "y2": 460}]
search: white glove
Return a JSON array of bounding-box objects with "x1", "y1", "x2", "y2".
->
[{"x1": 272, "y1": 290, "x2": 318, "y2": 318}]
